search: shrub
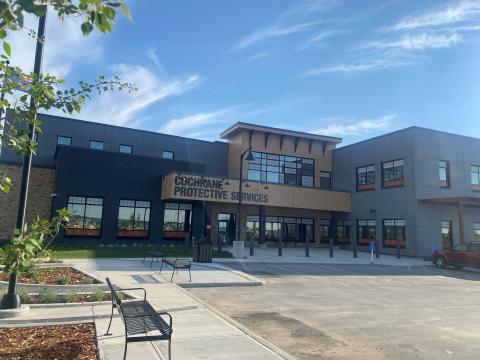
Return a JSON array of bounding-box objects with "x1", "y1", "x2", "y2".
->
[
  {"x1": 27, "y1": 267, "x2": 41, "y2": 283},
  {"x1": 19, "y1": 288, "x2": 30, "y2": 303},
  {"x1": 56, "y1": 275, "x2": 69, "y2": 285},
  {"x1": 39, "y1": 287, "x2": 58, "y2": 304},
  {"x1": 66, "y1": 290, "x2": 80, "y2": 303},
  {"x1": 85, "y1": 277, "x2": 95, "y2": 285},
  {"x1": 117, "y1": 291, "x2": 125, "y2": 300},
  {"x1": 91, "y1": 287, "x2": 104, "y2": 302}
]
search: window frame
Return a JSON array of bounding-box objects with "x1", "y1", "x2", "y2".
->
[
  {"x1": 119, "y1": 144, "x2": 133, "y2": 154},
  {"x1": 65, "y1": 195, "x2": 104, "y2": 237},
  {"x1": 382, "y1": 219, "x2": 406, "y2": 249},
  {"x1": 474, "y1": 222, "x2": 480, "y2": 240},
  {"x1": 117, "y1": 199, "x2": 151, "y2": 238},
  {"x1": 356, "y1": 164, "x2": 375, "y2": 191},
  {"x1": 319, "y1": 171, "x2": 331, "y2": 190},
  {"x1": 56, "y1": 135, "x2": 72, "y2": 146},
  {"x1": 162, "y1": 202, "x2": 192, "y2": 238},
  {"x1": 471, "y1": 165, "x2": 480, "y2": 190},
  {"x1": 162, "y1": 150, "x2": 174, "y2": 160},
  {"x1": 357, "y1": 219, "x2": 377, "y2": 246},
  {"x1": 438, "y1": 160, "x2": 450, "y2": 188},
  {"x1": 381, "y1": 158, "x2": 404, "y2": 188},
  {"x1": 336, "y1": 220, "x2": 351, "y2": 244},
  {"x1": 89, "y1": 140, "x2": 104, "y2": 150}
]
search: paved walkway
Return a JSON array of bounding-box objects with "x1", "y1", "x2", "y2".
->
[{"x1": 222, "y1": 246, "x2": 431, "y2": 266}]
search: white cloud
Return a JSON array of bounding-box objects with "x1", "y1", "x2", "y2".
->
[
  {"x1": 79, "y1": 64, "x2": 203, "y2": 126},
  {"x1": 145, "y1": 48, "x2": 161, "y2": 68},
  {"x1": 230, "y1": 0, "x2": 340, "y2": 51},
  {"x1": 311, "y1": 114, "x2": 397, "y2": 136},
  {"x1": 242, "y1": 51, "x2": 269, "y2": 63},
  {"x1": 301, "y1": 58, "x2": 411, "y2": 76},
  {"x1": 367, "y1": 32, "x2": 462, "y2": 50},
  {"x1": 296, "y1": 30, "x2": 339, "y2": 51},
  {"x1": 390, "y1": 1, "x2": 480, "y2": 31},
  {"x1": 8, "y1": 13, "x2": 103, "y2": 77}
]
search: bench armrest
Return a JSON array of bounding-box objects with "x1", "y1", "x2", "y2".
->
[{"x1": 113, "y1": 287, "x2": 147, "y2": 301}]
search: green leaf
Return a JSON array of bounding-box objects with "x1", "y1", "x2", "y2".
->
[
  {"x1": 119, "y1": 3, "x2": 132, "y2": 21},
  {"x1": 81, "y1": 22, "x2": 94, "y2": 36},
  {"x1": 3, "y1": 41, "x2": 11, "y2": 57}
]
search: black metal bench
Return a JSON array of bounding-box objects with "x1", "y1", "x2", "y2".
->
[
  {"x1": 160, "y1": 258, "x2": 192, "y2": 282},
  {"x1": 143, "y1": 251, "x2": 166, "y2": 267},
  {"x1": 105, "y1": 278, "x2": 173, "y2": 360}
]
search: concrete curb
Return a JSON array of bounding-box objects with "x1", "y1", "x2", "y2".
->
[
  {"x1": 195, "y1": 262, "x2": 267, "y2": 285},
  {"x1": 178, "y1": 286, "x2": 297, "y2": 360},
  {"x1": 178, "y1": 281, "x2": 264, "y2": 288}
]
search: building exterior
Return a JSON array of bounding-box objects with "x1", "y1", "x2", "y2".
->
[{"x1": 1, "y1": 114, "x2": 479, "y2": 257}]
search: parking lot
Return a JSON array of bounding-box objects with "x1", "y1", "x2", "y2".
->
[{"x1": 188, "y1": 262, "x2": 480, "y2": 360}]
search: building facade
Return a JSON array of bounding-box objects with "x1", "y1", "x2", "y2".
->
[{"x1": 1, "y1": 115, "x2": 479, "y2": 257}]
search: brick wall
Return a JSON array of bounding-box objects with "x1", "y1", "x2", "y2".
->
[{"x1": 0, "y1": 164, "x2": 55, "y2": 240}]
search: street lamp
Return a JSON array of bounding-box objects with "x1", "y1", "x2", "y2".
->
[
  {"x1": 237, "y1": 147, "x2": 254, "y2": 256},
  {"x1": 0, "y1": 13, "x2": 47, "y2": 310}
]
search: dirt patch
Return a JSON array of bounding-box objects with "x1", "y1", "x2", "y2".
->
[
  {"x1": 0, "y1": 323, "x2": 99, "y2": 359},
  {"x1": 0, "y1": 267, "x2": 98, "y2": 285}
]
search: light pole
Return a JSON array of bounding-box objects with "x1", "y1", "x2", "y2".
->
[
  {"x1": 237, "y1": 147, "x2": 254, "y2": 255},
  {"x1": 1, "y1": 12, "x2": 47, "y2": 310}
]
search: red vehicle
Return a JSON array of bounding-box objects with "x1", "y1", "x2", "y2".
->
[{"x1": 432, "y1": 242, "x2": 480, "y2": 269}]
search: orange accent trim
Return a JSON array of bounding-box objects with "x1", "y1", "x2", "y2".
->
[
  {"x1": 358, "y1": 183, "x2": 375, "y2": 190},
  {"x1": 117, "y1": 230, "x2": 149, "y2": 238},
  {"x1": 65, "y1": 228, "x2": 101, "y2": 237},
  {"x1": 383, "y1": 179, "x2": 404, "y2": 187},
  {"x1": 163, "y1": 231, "x2": 191, "y2": 238}
]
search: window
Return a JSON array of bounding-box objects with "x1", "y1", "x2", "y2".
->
[
  {"x1": 441, "y1": 220, "x2": 452, "y2": 249},
  {"x1": 117, "y1": 200, "x2": 150, "y2": 238},
  {"x1": 57, "y1": 135, "x2": 72, "y2": 146},
  {"x1": 357, "y1": 220, "x2": 376, "y2": 245},
  {"x1": 218, "y1": 213, "x2": 236, "y2": 243},
  {"x1": 474, "y1": 222, "x2": 480, "y2": 240},
  {"x1": 247, "y1": 151, "x2": 314, "y2": 188},
  {"x1": 382, "y1": 159, "x2": 404, "y2": 188},
  {"x1": 357, "y1": 165, "x2": 375, "y2": 191},
  {"x1": 162, "y1": 150, "x2": 174, "y2": 159},
  {"x1": 119, "y1": 144, "x2": 132, "y2": 154},
  {"x1": 246, "y1": 215, "x2": 259, "y2": 241},
  {"x1": 89, "y1": 140, "x2": 104, "y2": 150},
  {"x1": 319, "y1": 219, "x2": 330, "y2": 243},
  {"x1": 438, "y1": 160, "x2": 450, "y2": 188},
  {"x1": 320, "y1": 171, "x2": 331, "y2": 189},
  {"x1": 471, "y1": 165, "x2": 480, "y2": 189},
  {"x1": 65, "y1": 196, "x2": 103, "y2": 237},
  {"x1": 163, "y1": 202, "x2": 191, "y2": 237},
  {"x1": 265, "y1": 216, "x2": 282, "y2": 242},
  {"x1": 383, "y1": 219, "x2": 406, "y2": 248},
  {"x1": 336, "y1": 220, "x2": 350, "y2": 244}
]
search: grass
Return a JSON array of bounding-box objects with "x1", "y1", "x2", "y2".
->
[
  {"x1": 39, "y1": 287, "x2": 58, "y2": 304},
  {"x1": 50, "y1": 245, "x2": 232, "y2": 260}
]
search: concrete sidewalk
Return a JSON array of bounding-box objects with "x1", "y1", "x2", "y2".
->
[{"x1": 222, "y1": 246, "x2": 431, "y2": 267}]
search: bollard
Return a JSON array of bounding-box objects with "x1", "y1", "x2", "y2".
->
[
  {"x1": 329, "y1": 238, "x2": 333, "y2": 258},
  {"x1": 396, "y1": 239, "x2": 401, "y2": 259},
  {"x1": 353, "y1": 241, "x2": 357, "y2": 258},
  {"x1": 305, "y1": 237, "x2": 310, "y2": 257},
  {"x1": 249, "y1": 233, "x2": 254, "y2": 256},
  {"x1": 278, "y1": 239, "x2": 283, "y2": 256},
  {"x1": 375, "y1": 241, "x2": 380, "y2": 258}
]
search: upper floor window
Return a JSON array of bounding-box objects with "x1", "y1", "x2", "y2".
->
[
  {"x1": 356, "y1": 165, "x2": 375, "y2": 191},
  {"x1": 382, "y1": 159, "x2": 404, "y2": 188},
  {"x1": 57, "y1": 135, "x2": 72, "y2": 146},
  {"x1": 117, "y1": 199, "x2": 150, "y2": 238},
  {"x1": 247, "y1": 151, "x2": 314, "y2": 188},
  {"x1": 162, "y1": 150, "x2": 174, "y2": 159},
  {"x1": 65, "y1": 196, "x2": 103, "y2": 237},
  {"x1": 471, "y1": 165, "x2": 480, "y2": 189},
  {"x1": 319, "y1": 171, "x2": 331, "y2": 189},
  {"x1": 119, "y1": 144, "x2": 132, "y2": 154},
  {"x1": 90, "y1": 140, "x2": 104, "y2": 150},
  {"x1": 474, "y1": 222, "x2": 480, "y2": 240},
  {"x1": 439, "y1": 160, "x2": 450, "y2": 188}
]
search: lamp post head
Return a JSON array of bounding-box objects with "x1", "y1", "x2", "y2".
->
[{"x1": 245, "y1": 151, "x2": 255, "y2": 162}]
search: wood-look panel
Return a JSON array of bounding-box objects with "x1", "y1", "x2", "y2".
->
[{"x1": 161, "y1": 173, "x2": 351, "y2": 212}]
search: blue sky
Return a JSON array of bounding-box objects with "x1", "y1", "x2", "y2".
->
[{"x1": 10, "y1": 0, "x2": 480, "y2": 145}]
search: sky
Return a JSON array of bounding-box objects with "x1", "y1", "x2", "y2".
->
[{"x1": 8, "y1": 0, "x2": 480, "y2": 146}]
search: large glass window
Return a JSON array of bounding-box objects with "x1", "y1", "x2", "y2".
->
[
  {"x1": 265, "y1": 216, "x2": 282, "y2": 241},
  {"x1": 163, "y1": 203, "x2": 191, "y2": 237},
  {"x1": 246, "y1": 215, "x2": 259, "y2": 241},
  {"x1": 57, "y1": 135, "x2": 72, "y2": 146},
  {"x1": 439, "y1": 160, "x2": 450, "y2": 188},
  {"x1": 383, "y1": 219, "x2": 406, "y2": 248},
  {"x1": 90, "y1": 140, "x2": 104, "y2": 150},
  {"x1": 162, "y1": 150, "x2": 174, "y2": 159},
  {"x1": 357, "y1": 165, "x2": 375, "y2": 191},
  {"x1": 217, "y1": 213, "x2": 236, "y2": 243},
  {"x1": 66, "y1": 196, "x2": 103, "y2": 237},
  {"x1": 319, "y1": 219, "x2": 330, "y2": 243},
  {"x1": 382, "y1": 159, "x2": 404, "y2": 188},
  {"x1": 320, "y1": 171, "x2": 331, "y2": 189},
  {"x1": 471, "y1": 165, "x2": 480, "y2": 187},
  {"x1": 357, "y1": 220, "x2": 376, "y2": 245},
  {"x1": 119, "y1": 144, "x2": 132, "y2": 154},
  {"x1": 441, "y1": 220, "x2": 452, "y2": 249},
  {"x1": 336, "y1": 220, "x2": 350, "y2": 244},
  {"x1": 248, "y1": 151, "x2": 314, "y2": 187},
  {"x1": 474, "y1": 222, "x2": 480, "y2": 240},
  {"x1": 117, "y1": 200, "x2": 150, "y2": 238}
]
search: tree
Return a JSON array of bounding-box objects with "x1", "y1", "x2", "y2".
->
[{"x1": 0, "y1": 0, "x2": 135, "y2": 308}]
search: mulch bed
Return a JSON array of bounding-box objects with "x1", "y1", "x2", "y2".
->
[
  {"x1": 0, "y1": 267, "x2": 98, "y2": 285},
  {"x1": 0, "y1": 323, "x2": 99, "y2": 360}
]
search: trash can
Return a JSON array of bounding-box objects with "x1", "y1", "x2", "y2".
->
[{"x1": 193, "y1": 238, "x2": 213, "y2": 263}]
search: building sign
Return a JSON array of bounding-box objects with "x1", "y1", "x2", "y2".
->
[{"x1": 173, "y1": 175, "x2": 269, "y2": 203}]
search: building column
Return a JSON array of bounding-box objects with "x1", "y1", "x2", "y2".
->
[
  {"x1": 458, "y1": 201, "x2": 465, "y2": 245},
  {"x1": 203, "y1": 201, "x2": 212, "y2": 241},
  {"x1": 259, "y1": 205, "x2": 266, "y2": 244}
]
